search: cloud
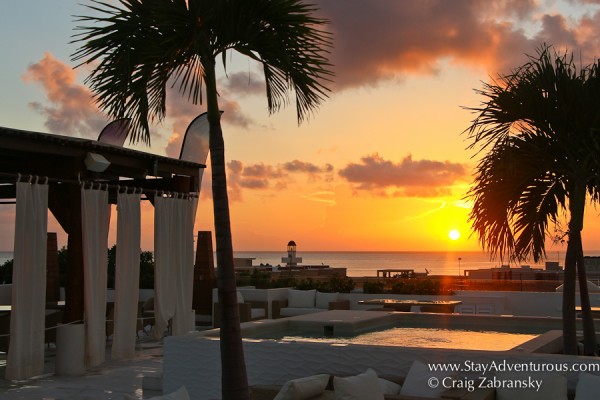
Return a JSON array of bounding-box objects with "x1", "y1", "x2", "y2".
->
[
  {"x1": 338, "y1": 153, "x2": 469, "y2": 198},
  {"x1": 22, "y1": 52, "x2": 107, "y2": 137},
  {"x1": 301, "y1": 191, "x2": 337, "y2": 206},
  {"x1": 283, "y1": 160, "x2": 334, "y2": 174},
  {"x1": 219, "y1": 71, "x2": 265, "y2": 97},
  {"x1": 314, "y1": 0, "x2": 600, "y2": 90},
  {"x1": 23, "y1": 53, "x2": 259, "y2": 157},
  {"x1": 227, "y1": 159, "x2": 334, "y2": 200}
]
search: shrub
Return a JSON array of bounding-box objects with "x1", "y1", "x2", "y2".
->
[
  {"x1": 0, "y1": 259, "x2": 12, "y2": 284},
  {"x1": 390, "y1": 278, "x2": 449, "y2": 295},
  {"x1": 362, "y1": 281, "x2": 385, "y2": 294},
  {"x1": 326, "y1": 274, "x2": 355, "y2": 293},
  {"x1": 294, "y1": 275, "x2": 355, "y2": 293}
]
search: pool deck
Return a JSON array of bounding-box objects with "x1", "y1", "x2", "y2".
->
[{"x1": 0, "y1": 338, "x2": 164, "y2": 400}]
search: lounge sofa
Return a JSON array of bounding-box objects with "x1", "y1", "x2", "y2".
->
[
  {"x1": 213, "y1": 291, "x2": 268, "y2": 327},
  {"x1": 272, "y1": 289, "x2": 350, "y2": 319}
]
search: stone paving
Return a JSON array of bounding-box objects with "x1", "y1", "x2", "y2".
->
[{"x1": 0, "y1": 339, "x2": 164, "y2": 400}]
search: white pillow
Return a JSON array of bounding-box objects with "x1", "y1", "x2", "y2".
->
[
  {"x1": 146, "y1": 386, "x2": 190, "y2": 400},
  {"x1": 379, "y1": 378, "x2": 402, "y2": 395},
  {"x1": 274, "y1": 374, "x2": 329, "y2": 400},
  {"x1": 288, "y1": 289, "x2": 316, "y2": 308},
  {"x1": 495, "y1": 372, "x2": 567, "y2": 400},
  {"x1": 316, "y1": 292, "x2": 339, "y2": 309},
  {"x1": 236, "y1": 291, "x2": 245, "y2": 304},
  {"x1": 333, "y1": 368, "x2": 384, "y2": 400},
  {"x1": 576, "y1": 372, "x2": 600, "y2": 400},
  {"x1": 400, "y1": 360, "x2": 450, "y2": 399}
]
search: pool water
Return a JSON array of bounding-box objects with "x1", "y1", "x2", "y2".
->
[{"x1": 257, "y1": 327, "x2": 537, "y2": 351}]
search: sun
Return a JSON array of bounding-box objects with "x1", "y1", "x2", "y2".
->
[{"x1": 448, "y1": 229, "x2": 460, "y2": 241}]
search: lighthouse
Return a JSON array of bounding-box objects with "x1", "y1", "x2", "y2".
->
[{"x1": 282, "y1": 240, "x2": 302, "y2": 267}]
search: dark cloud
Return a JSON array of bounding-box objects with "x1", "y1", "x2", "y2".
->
[
  {"x1": 338, "y1": 153, "x2": 469, "y2": 198},
  {"x1": 226, "y1": 159, "x2": 334, "y2": 201},
  {"x1": 22, "y1": 53, "x2": 107, "y2": 138},
  {"x1": 313, "y1": 0, "x2": 600, "y2": 90},
  {"x1": 282, "y1": 160, "x2": 334, "y2": 174}
]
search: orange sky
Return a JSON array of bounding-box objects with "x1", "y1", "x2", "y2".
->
[{"x1": 2, "y1": 1, "x2": 600, "y2": 254}]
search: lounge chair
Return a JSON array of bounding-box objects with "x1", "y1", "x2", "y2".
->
[
  {"x1": 213, "y1": 291, "x2": 267, "y2": 327},
  {"x1": 272, "y1": 289, "x2": 350, "y2": 319}
]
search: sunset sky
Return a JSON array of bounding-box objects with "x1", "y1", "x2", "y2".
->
[{"x1": 2, "y1": 1, "x2": 600, "y2": 254}]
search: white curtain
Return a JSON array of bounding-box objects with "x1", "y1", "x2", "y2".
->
[
  {"x1": 6, "y1": 181, "x2": 48, "y2": 380},
  {"x1": 152, "y1": 195, "x2": 176, "y2": 338},
  {"x1": 81, "y1": 186, "x2": 111, "y2": 368},
  {"x1": 111, "y1": 192, "x2": 141, "y2": 360},
  {"x1": 172, "y1": 196, "x2": 198, "y2": 335},
  {"x1": 153, "y1": 195, "x2": 197, "y2": 338}
]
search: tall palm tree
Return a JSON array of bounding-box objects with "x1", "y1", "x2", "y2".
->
[
  {"x1": 73, "y1": 1, "x2": 333, "y2": 398},
  {"x1": 466, "y1": 44, "x2": 600, "y2": 356}
]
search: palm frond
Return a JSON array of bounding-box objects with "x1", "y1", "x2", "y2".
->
[{"x1": 218, "y1": 0, "x2": 334, "y2": 123}]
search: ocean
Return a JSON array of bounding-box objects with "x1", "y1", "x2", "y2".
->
[
  {"x1": 1, "y1": 249, "x2": 598, "y2": 277},
  {"x1": 233, "y1": 250, "x2": 582, "y2": 277}
]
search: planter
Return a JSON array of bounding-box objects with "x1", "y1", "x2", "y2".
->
[{"x1": 56, "y1": 323, "x2": 85, "y2": 376}]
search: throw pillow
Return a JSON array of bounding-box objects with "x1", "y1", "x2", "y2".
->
[
  {"x1": 274, "y1": 374, "x2": 329, "y2": 400},
  {"x1": 316, "y1": 292, "x2": 339, "y2": 309},
  {"x1": 288, "y1": 289, "x2": 316, "y2": 308},
  {"x1": 333, "y1": 369, "x2": 384, "y2": 400},
  {"x1": 576, "y1": 372, "x2": 600, "y2": 400},
  {"x1": 146, "y1": 386, "x2": 190, "y2": 400},
  {"x1": 379, "y1": 377, "x2": 402, "y2": 395}
]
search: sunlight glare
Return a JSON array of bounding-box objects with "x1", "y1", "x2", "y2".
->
[{"x1": 449, "y1": 230, "x2": 460, "y2": 241}]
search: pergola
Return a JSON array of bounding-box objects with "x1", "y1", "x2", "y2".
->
[{"x1": 0, "y1": 125, "x2": 204, "y2": 323}]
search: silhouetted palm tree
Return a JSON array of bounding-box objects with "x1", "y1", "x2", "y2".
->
[
  {"x1": 73, "y1": 1, "x2": 333, "y2": 398},
  {"x1": 466, "y1": 44, "x2": 600, "y2": 355}
]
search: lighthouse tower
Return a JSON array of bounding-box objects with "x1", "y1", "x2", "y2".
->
[{"x1": 282, "y1": 240, "x2": 302, "y2": 267}]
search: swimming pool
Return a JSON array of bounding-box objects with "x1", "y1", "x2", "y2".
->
[
  {"x1": 248, "y1": 325, "x2": 538, "y2": 351},
  {"x1": 233, "y1": 310, "x2": 557, "y2": 351}
]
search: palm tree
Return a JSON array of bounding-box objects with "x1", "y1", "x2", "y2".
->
[
  {"x1": 466, "y1": 44, "x2": 600, "y2": 356},
  {"x1": 72, "y1": 1, "x2": 333, "y2": 398}
]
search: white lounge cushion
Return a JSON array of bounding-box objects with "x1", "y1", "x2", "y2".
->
[
  {"x1": 288, "y1": 289, "x2": 316, "y2": 308},
  {"x1": 316, "y1": 292, "x2": 339, "y2": 309},
  {"x1": 250, "y1": 308, "x2": 266, "y2": 319},
  {"x1": 236, "y1": 291, "x2": 245, "y2": 304},
  {"x1": 576, "y1": 372, "x2": 600, "y2": 400},
  {"x1": 274, "y1": 374, "x2": 329, "y2": 400},
  {"x1": 379, "y1": 378, "x2": 402, "y2": 395},
  {"x1": 280, "y1": 307, "x2": 324, "y2": 317},
  {"x1": 146, "y1": 386, "x2": 190, "y2": 400},
  {"x1": 333, "y1": 368, "x2": 384, "y2": 400},
  {"x1": 400, "y1": 360, "x2": 450, "y2": 398},
  {"x1": 496, "y1": 372, "x2": 567, "y2": 400}
]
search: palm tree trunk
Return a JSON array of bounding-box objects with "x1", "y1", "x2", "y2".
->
[
  {"x1": 204, "y1": 59, "x2": 250, "y2": 400},
  {"x1": 563, "y1": 182, "x2": 596, "y2": 355},
  {"x1": 563, "y1": 239, "x2": 578, "y2": 354},
  {"x1": 574, "y1": 230, "x2": 597, "y2": 355}
]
